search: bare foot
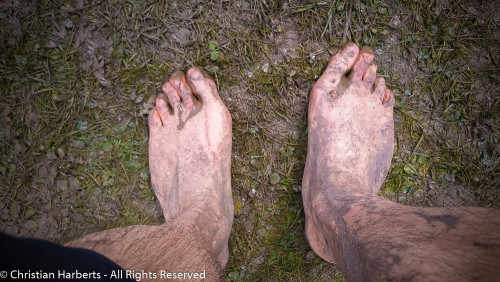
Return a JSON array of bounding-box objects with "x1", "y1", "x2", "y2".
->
[
  {"x1": 148, "y1": 67, "x2": 233, "y2": 266},
  {"x1": 302, "y1": 43, "x2": 394, "y2": 263}
]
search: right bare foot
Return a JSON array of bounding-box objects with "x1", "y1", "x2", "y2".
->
[{"x1": 302, "y1": 43, "x2": 395, "y2": 263}]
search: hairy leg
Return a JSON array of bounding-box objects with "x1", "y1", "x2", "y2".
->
[
  {"x1": 303, "y1": 43, "x2": 500, "y2": 281},
  {"x1": 66, "y1": 221, "x2": 223, "y2": 279},
  {"x1": 67, "y1": 67, "x2": 233, "y2": 281}
]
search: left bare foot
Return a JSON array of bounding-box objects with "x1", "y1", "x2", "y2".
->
[{"x1": 148, "y1": 67, "x2": 233, "y2": 266}]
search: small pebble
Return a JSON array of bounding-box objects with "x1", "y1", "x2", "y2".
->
[
  {"x1": 306, "y1": 250, "x2": 317, "y2": 261},
  {"x1": 57, "y1": 147, "x2": 65, "y2": 158},
  {"x1": 270, "y1": 173, "x2": 280, "y2": 185}
]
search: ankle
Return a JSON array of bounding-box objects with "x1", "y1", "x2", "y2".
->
[{"x1": 309, "y1": 169, "x2": 371, "y2": 195}]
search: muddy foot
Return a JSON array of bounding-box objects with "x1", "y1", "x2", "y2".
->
[
  {"x1": 148, "y1": 67, "x2": 233, "y2": 266},
  {"x1": 302, "y1": 43, "x2": 395, "y2": 263}
]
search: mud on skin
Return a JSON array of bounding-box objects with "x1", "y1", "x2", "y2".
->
[
  {"x1": 302, "y1": 43, "x2": 500, "y2": 281},
  {"x1": 66, "y1": 67, "x2": 234, "y2": 280}
]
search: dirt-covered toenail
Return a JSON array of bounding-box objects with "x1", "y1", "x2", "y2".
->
[
  {"x1": 169, "y1": 71, "x2": 184, "y2": 88},
  {"x1": 340, "y1": 42, "x2": 359, "y2": 58},
  {"x1": 187, "y1": 67, "x2": 203, "y2": 80},
  {"x1": 148, "y1": 108, "x2": 162, "y2": 126},
  {"x1": 382, "y1": 89, "x2": 394, "y2": 106}
]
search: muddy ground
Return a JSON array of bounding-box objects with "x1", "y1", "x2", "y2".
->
[{"x1": 1, "y1": 0, "x2": 499, "y2": 280}]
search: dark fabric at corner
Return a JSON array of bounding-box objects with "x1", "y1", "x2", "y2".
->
[{"x1": 0, "y1": 233, "x2": 135, "y2": 281}]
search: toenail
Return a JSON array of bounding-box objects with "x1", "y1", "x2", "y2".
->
[
  {"x1": 157, "y1": 93, "x2": 168, "y2": 103},
  {"x1": 360, "y1": 46, "x2": 374, "y2": 54},
  {"x1": 189, "y1": 68, "x2": 203, "y2": 80},
  {"x1": 171, "y1": 71, "x2": 184, "y2": 82},
  {"x1": 341, "y1": 43, "x2": 358, "y2": 58}
]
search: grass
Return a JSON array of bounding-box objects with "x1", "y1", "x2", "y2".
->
[
  {"x1": 378, "y1": 0, "x2": 500, "y2": 207},
  {"x1": 0, "y1": 0, "x2": 499, "y2": 280}
]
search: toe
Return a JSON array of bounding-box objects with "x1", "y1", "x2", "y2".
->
[
  {"x1": 323, "y1": 42, "x2": 360, "y2": 77},
  {"x1": 382, "y1": 89, "x2": 395, "y2": 108},
  {"x1": 156, "y1": 93, "x2": 172, "y2": 123},
  {"x1": 374, "y1": 78, "x2": 395, "y2": 108},
  {"x1": 363, "y1": 64, "x2": 377, "y2": 91},
  {"x1": 186, "y1": 67, "x2": 220, "y2": 102},
  {"x1": 162, "y1": 82, "x2": 181, "y2": 114},
  {"x1": 350, "y1": 46, "x2": 374, "y2": 82},
  {"x1": 148, "y1": 108, "x2": 162, "y2": 127},
  {"x1": 314, "y1": 43, "x2": 359, "y2": 90},
  {"x1": 170, "y1": 71, "x2": 194, "y2": 111},
  {"x1": 374, "y1": 77, "x2": 387, "y2": 102}
]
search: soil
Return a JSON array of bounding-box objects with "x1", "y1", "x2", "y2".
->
[{"x1": 1, "y1": 0, "x2": 499, "y2": 280}]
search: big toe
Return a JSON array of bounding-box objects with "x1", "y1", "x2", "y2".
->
[
  {"x1": 187, "y1": 67, "x2": 221, "y2": 101},
  {"x1": 313, "y1": 42, "x2": 359, "y2": 91}
]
